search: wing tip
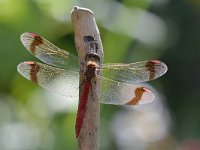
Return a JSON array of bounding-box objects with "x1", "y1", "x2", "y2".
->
[
  {"x1": 139, "y1": 87, "x2": 155, "y2": 104},
  {"x1": 20, "y1": 32, "x2": 31, "y2": 41},
  {"x1": 20, "y1": 32, "x2": 39, "y2": 42},
  {"x1": 20, "y1": 32, "x2": 31, "y2": 49},
  {"x1": 17, "y1": 62, "x2": 23, "y2": 73},
  {"x1": 17, "y1": 61, "x2": 40, "y2": 83},
  {"x1": 149, "y1": 60, "x2": 168, "y2": 78},
  {"x1": 17, "y1": 61, "x2": 31, "y2": 79},
  {"x1": 20, "y1": 32, "x2": 44, "y2": 55},
  {"x1": 17, "y1": 61, "x2": 34, "y2": 73},
  {"x1": 157, "y1": 60, "x2": 168, "y2": 75}
]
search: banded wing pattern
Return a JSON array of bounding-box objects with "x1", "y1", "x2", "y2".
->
[
  {"x1": 17, "y1": 32, "x2": 168, "y2": 105},
  {"x1": 20, "y1": 32, "x2": 79, "y2": 69},
  {"x1": 100, "y1": 77, "x2": 154, "y2": 105},
  {"x1": 18, "y1": 32, "x2": 80, "y2": 98},
  {"x1": 102, "y1": 60, "x2": 167, "y2": 84},
  {"x1": 99, "y1": 60, "x2": 167, "y2": 105},
  {"x1": 17, "y1": 61, "x2": 79, "y2": 98}
]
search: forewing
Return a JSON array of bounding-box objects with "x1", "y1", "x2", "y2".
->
[
  {"x1": 101, "y1": 60, "x2": 167, "y2": 84},
  {"x1": 17, "y1": 61, "x2": 79, "y2": 98},
  {"x1": 100, "y1": 77, "x2": 154, "y2": 105},
  {"x1": 20, "y1": 32, "x2": 79, "y2": 69}
]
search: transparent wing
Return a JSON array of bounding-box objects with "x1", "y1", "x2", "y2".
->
[
  {"x1": 20, "y1": 32, "x2": 79, "y2": 69},
  {"x1": 17, "y1": 61, "x2": 79, "y2": 98},
  {"x1": 100, "y1": 77, "x2": 154, "y2": 105},
  {"x1": 101, "y1": 60, "x2": 167, "y2": 84}
]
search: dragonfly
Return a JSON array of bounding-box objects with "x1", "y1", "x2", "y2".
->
[{"x1": 17, "y1": 32, "x2": 168, "y2": 138}]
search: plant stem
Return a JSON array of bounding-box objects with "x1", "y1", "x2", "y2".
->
[{"x1": 71, "y1": 6, "x2": 104, "y2": 150}]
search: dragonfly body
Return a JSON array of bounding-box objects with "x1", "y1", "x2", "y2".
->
[
  {"x1": 76, "y1": 52, "x2": 100, "y2": 137},
  {"x1": 17, "y1": 32, "x2": 168, "y2": 138}
]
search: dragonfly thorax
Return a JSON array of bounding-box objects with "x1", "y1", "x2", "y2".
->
[{"x1": 84, "y1": 61, "x2": 98, "y2": 80}]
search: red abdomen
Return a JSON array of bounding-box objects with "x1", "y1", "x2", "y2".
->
[{"x1": 75, "y1": 80, "x2": 91, "y2": 138}]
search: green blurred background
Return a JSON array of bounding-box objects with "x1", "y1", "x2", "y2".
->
[{"x1": 1, "y1": 0, "x2": 200, "y2": 149}]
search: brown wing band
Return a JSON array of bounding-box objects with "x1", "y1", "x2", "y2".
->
[
  {"x1": 25, "y1": 62, "x2": 40, "y2": 83},
  {"x1": 30, "y1": 33, "x2": 43, "y2": 54},
  {"x1": 145, "y1": 60, "x2": 159, "y2": 80},
  {"x1": 126, "y1": 87, "x2": 146, "y2": 105}
]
